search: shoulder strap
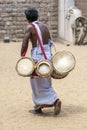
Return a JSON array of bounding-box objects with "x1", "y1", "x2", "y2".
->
[{"x1": 30, "y1": 23, "x2": 47, "y2": 59}]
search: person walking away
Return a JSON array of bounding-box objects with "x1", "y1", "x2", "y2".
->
[{"x1": 21, "y1": 8, "x2": 61, "y2": 115}]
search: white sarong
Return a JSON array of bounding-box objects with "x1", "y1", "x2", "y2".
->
[{"x1": 30, "y1": 77, "x2": 58, "y2": 105}]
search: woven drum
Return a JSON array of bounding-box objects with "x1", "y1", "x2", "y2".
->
[
  {"x1": 16, "y1": 57, "x2": 34, "y2": 77},
  {"x1": 51, "y1": 51, "x2": 76, "y2": 79},
  {"x1": 36, "y1": 60, "x2": 53, "y2": 77}
]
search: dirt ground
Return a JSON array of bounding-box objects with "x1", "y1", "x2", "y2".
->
[{"x1": 0, "y1": 41, "x2": 87, "y2": 130}]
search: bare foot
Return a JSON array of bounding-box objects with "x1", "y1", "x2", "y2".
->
[
  {"x1": 29, "y1": 108, "x2": 43, "y2": 115},
  {"x1": 54, "y1": 100, "x2": 61, "y2": 115},
  {"x1": 35, "y1": 108, "x2": 43, "y2": 114}
]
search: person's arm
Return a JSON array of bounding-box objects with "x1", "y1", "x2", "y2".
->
[{"x1": 21, "y1": 25, "x2": 31, "y2": 57}]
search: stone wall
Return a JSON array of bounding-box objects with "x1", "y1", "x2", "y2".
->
[
  {"x1": 75, "y1": 0, "x2": 87, "y2": 17},
  {"x1": 0, "y1": 0, "x2": 87, "y2": 41},
  {"x1": 0, "y1": 0, "x2": 58, "y2": 41}
]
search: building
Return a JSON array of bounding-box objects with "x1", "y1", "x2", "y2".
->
[{"x1": 0, "y1": 0, "x2": 87, "y2": 42}]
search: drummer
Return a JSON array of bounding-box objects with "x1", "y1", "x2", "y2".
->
[{"x1": 21, "y1": 8, "x2": 61, "y2": 115}]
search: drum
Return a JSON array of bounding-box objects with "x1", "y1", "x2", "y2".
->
[
  {"x1": 51, "y1": 51, "x2": 76, "y2": 79},
  {"x1": 16, "y1": 57, "x2": 35, "y2": 77},
  {"x1": 36, "y1": 60, "x2": 53, "y2": 77}
]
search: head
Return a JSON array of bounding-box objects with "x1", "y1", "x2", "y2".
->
[{"x1": 25, "y1": 8, "x2": 38, "y2": 22}]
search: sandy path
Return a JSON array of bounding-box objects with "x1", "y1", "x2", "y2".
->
[{"x1": 0, "y1": 41, "x2": 87, "y2": 130}]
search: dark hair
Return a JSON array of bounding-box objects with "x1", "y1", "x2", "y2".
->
[{"x1": 25, "y1": 8, "x2": 38, "y2": 22}]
